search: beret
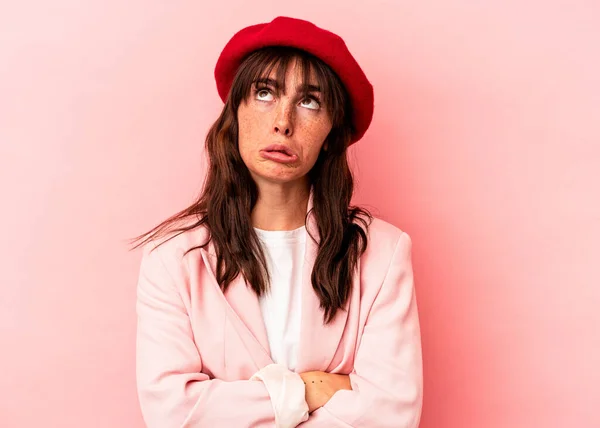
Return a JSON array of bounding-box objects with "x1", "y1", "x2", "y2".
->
[{"x1": 214, "y1": 16, "x2": 374, "y2": 145}]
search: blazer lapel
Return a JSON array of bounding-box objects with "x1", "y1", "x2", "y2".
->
[
  {"x1": 295, "y1": 191, "x2": 351, "y2": 373},
  {"x1": 199, "y1": 242, "x2": 273, "y2": 370},
  {"x1": 196, "y1": 188, "x2": 350, "y2": 374}
]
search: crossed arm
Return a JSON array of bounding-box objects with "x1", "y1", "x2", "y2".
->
[{"x1": 136, "y1": 232, "x2": 422, "y2": 427}]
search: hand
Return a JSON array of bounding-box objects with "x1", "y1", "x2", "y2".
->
[{"x1": 299, "y1": 371, "x2": 352, "y2": 413}]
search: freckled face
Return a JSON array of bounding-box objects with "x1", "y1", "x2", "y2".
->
[{"x1": 237, "y1": 58, "x2": 333, "y2": 185}]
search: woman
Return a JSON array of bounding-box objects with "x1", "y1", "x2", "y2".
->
[{"x1": 132, "y1": 16, "x2": 423, "y2": 428}]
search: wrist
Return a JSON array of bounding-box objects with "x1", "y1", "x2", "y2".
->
[{"x1": 300, "y1": 371, "x2": 335, "y2": 413}]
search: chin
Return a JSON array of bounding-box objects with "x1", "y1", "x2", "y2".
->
[
  {"x1": 260, "y1": 173, "x2": 300, "y2": 184},
  {"x1": 252, "y1": 167, "x2": 303, "y2": 185}
]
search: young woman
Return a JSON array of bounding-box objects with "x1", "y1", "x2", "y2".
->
[{"x1": 132, "y1": 16, "x2": 423, "y2": 428}]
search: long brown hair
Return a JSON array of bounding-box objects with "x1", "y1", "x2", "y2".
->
[{"x1": 130, "y1": 46, "x2": 372, "y2": 324}]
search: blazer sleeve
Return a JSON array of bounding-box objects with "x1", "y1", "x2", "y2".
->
[
  {"x1": 135, "y1": 242, "x2": 306, "y2": 428},
  {"x1": 299, "y1": 231, "x2": 423, "y2": 428}
]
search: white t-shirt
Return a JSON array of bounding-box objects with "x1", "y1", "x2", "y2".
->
[{"x1": 254, "y1": 225, "x2": 306, "y2": 371}]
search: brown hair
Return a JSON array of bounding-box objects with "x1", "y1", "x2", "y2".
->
[{"x1": 130, "y1": 46, "x2": 372, "y2": 324}]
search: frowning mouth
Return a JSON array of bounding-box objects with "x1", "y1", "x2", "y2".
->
[{"x1": 260, "y1": 144, "x2": 299, "y2": 164}]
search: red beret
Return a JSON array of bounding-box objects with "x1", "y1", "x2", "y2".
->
[{"x1": 214, "y1": 16, "x2": 374, "y2": 145}]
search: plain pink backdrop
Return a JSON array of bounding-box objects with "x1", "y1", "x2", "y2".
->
[{"x1": 1, "y1": 1, "x2": 598, "y2": 427}]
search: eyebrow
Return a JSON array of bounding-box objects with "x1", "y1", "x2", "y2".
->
[{"x1": 254, "y1": 77, "x2": 321, "y2": 94}]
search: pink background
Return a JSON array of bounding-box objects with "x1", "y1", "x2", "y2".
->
[{"x1": 1, "y1": 1, "x2": 599, "y2": 427}]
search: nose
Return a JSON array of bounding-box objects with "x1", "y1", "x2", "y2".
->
[{"x1": 273, "y1": 101, "x2": 294, "y2": 137}]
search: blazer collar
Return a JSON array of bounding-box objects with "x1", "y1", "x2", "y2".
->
[
  {"x1": 199, "y1": 239, "x2": 273, "y2": 371},
  {"x1": 199, "y1": 188, "x2": 350, "y2": 373}
]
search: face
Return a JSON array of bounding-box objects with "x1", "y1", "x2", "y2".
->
[{"x1": 237, "y1": 58, "x2": 333, "y2": 188}]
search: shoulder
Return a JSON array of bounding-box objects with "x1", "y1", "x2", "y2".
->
[
  {"x1": 364, "y1": 216, "x2": 412, "y2": 255},
  {"x1": 140, "y1": 218, "x2": 210, "y2": 269},
  {"x1": 358, "y1": 216, "x2": 413, "y2": 284}
]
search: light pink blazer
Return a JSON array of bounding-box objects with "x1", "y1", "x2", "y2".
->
[{"x1": 136, "y1": 198, "x2": 423, "y2": 427}]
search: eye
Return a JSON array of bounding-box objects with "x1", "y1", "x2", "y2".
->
[
  {"x1": 255, "y1": 88, "x2": 274, "y2": 102},
  {"x1": 300, "y1": 97, "x2": 321, "y2": 110}
]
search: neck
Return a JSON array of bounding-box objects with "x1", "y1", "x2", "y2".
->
[{"x1": 251, "y1": 180, "x2": 310, "y2": 231}]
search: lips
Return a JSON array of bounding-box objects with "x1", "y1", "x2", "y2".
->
[
  {"x1": 263, "y1": 144, "x2": 296, "y2": 157},
  {"x1": 260, "y1": 144, "x2": 299, "y2": 164}
]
